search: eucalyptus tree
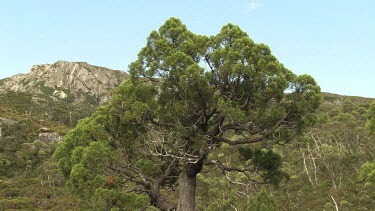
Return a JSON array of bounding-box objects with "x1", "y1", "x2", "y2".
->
[
  {"x1": 366, "y1": 101, "x2": 375, "y2": 135},
  {"x1": 54, "y1": 17, "x2": 321, "y2": 210}
]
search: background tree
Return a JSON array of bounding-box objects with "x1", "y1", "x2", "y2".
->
[
  {"x1": 273, "y1": 95, "x2": 374, "y2": 210},
  {"x1": 246, "y1": 189, "x2": 279, "y2": 211},
  {"x1": 55, "y1": 17, "x2": 321, "y2": 210},
  {"x1": 366, "y1": 101, "x2": 375, "y2": 135},
  {"x1": 53, "y1": 103, "x2": 176, "y2": 210}
]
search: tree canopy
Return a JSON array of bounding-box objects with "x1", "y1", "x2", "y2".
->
[{"x1": 54, "y1": 17, "x2": 321, "y2": 210}]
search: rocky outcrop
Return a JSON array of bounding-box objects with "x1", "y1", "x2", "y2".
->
[
  {"x1": 0, "y1": 60, "x2": 129, "y2": 103},
  {"x1": 38, "y1": 132, "x2": 63, "y2": 143},
  {"x1": 0, "y1": 117, "x2": 17, "y2": 125}
]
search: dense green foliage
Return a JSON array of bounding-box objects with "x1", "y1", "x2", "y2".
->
[{"x1": 53, "y1": 104, "x2": 152, "y2": 210}]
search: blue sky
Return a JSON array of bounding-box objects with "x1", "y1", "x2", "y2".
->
[{"x1": 1, "y1": 0, "x2": 374, "y2": 97}]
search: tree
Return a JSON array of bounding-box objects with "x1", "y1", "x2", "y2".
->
[
  {"x1": 53, "y1": 105, "x2": 164, "y2": 210},
  {"x1": 358, "y1": 161, "x2": 375, "y2": 203},
  {"x1": 366, "y1": 101, "x2": 375, "y2": 135},
  {"x1": 54, "y1": 17, "x2": 321, "y2": 210},
  {"x1": 359, "y1": 161, "x2": 375, "y2": 184},
  {"x1": 247, "y1": 189, "x2": 279, "y2": 211}
]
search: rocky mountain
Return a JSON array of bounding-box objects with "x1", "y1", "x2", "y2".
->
[{"x1": 0, "y1": 60, "x2": 129, "y2": 104}]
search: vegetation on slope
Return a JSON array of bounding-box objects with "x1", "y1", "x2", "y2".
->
[
  {"x1": 0, "y1": 91, "x2": 95, "y2": 210},
  {"x1": 0, "y1": 87, "x2": 374, "y2": 210}
]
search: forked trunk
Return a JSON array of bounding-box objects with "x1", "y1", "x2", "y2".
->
[{"x1": 177, "y1": 169, "x2": 197, "y2": 211}]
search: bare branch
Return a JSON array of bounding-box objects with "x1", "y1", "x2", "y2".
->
[
  {"x1": 230, "y1": 204, "x2": 239, "y2": 211},
  {"x1": 106, "y1": 165, "x2": 146, "y2": 186},
  {"x1": 149, "y1": 117, "x2": 175, "y2": 128},
  {"x1": 213, "y1": 135, "x2": 265, "y2": 145},
  {"x1": 213, "y1": 111, "x2": 292, "y2": 145},
  {"x1": 206, "y1": 159, "x2": 267, "y2": 184},
  {"x1": 331, "y1": 195, "x2": 339, "y2": 211},
  {"x1": 300, "y1": 148, "x2": 315, "y2": 189}
]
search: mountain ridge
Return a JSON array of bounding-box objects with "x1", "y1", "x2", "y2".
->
[
  {"x1": 1, "y1": 61, "x2": 374, "y2": 104},
  {"x1": 0, "y1": 60, "x2": 129, "y2": 104}
]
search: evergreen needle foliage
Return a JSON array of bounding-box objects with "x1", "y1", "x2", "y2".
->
[{"x1": 54, "y1": 17, "x2": 321, "y2": 210}]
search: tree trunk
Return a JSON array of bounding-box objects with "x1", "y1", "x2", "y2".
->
[
  {"x1": 149, "y1": 188, "x2": 161, "y2": 208},
  {"x1": 148, "y1": 185, "x2": 169, "y2": 211},
  {"x1": 177, "y1": 169, "x2": 197, "y2": 211}
]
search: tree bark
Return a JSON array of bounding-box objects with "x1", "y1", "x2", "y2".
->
[
  {"x1": 177, "y1": 169, "x2": 197, "y2": 211},
  {"x1": 148, "y1": 185, "x2": 169, "y2": 211},
  {"x1": 149, "y1": 188, "x2": 161, "y2": 209}
]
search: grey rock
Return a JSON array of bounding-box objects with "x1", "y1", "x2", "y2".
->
[
  {"x1": 0, "y1": 117, "x2": 17, "y2": 125},
  {"x1": 0, "y1": 60, "x2": 129, "y2": 103},
  {"x1": 38, "y1": 132, "x2": 63, "y2": 143}
]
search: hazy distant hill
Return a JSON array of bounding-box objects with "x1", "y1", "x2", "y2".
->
[{"x1": 0, "y1": 60, "x2": 129, "y2": 104}]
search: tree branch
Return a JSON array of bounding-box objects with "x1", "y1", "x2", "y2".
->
[
  {"x1": 206, "y1": 159, "x2": 267, "y2": 184},
  {"x1": 214, "y1": 111, "x2": 292, "y2": 145},
  {"x1": 149, "y1": 117, "x2": 175, "y2": 128},
  {"x1": 204, "y1": 54, "x2": 214, "y2": 71},
  {"x1": 106, "y1": 165, "x2": 147, "y2": 187}
]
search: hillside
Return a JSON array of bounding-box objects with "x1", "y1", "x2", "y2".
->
[
  {"x1": 0, "y1": 62, "x2": 374, "y2": 210},
  {"x1": 0, "y1": 61, "x2": 129, "y2": 209}
]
